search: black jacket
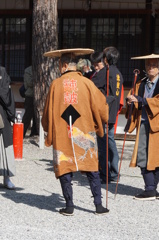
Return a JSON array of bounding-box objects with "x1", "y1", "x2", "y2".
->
[
  {"x1": 0, "y1": 67, "x2": 15, "y2": 148},
  {"x1": 92, "y1": 65, "x2": 123, "y2": 124}
]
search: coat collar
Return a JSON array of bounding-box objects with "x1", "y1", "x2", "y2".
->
[
  {"x1": 61, "y1": 70, "x2": 82, "y2": 76},
  {"x1": 138, "y1": 76, "x2": 159, "y2": 97}
]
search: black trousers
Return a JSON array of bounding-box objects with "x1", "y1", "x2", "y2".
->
[
  {"x1": 22, "y1": 96, "x2": 37, "y2": 136},
  {"x1": 59, "y1": 171, "x2": 102, "y2": 207},
  {"x1": 141, "y1": 167, "x2": 159, "y2": 191}
]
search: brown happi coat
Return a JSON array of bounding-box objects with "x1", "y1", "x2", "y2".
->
[
  {"x1": 126, "y1": 79, "x2": 159, "y2": 170},
  {"x1": 42, "y1": 71, "x2": 109, "y2": 178}
]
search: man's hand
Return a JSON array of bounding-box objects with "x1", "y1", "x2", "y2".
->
[
  {"x1": 126, "y1": 95, "x2": 147, "y2": 107},
  {"x1": 126, "y1": 95, "x2": 138, "y2": 105}
]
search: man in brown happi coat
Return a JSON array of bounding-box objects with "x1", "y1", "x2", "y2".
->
[
  {"x1": 126, "y1": 53, "x2": 159, "y2": 200},
  {"x1": 42, "y1": 48, "x2": 109, "y2": 215}
]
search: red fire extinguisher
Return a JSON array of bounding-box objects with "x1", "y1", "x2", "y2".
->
[{"x1": 13, "y1": 111, "x2": 24, "y2": 160}]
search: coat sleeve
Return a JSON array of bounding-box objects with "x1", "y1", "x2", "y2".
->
[
  {"x1": 41, "y1": 84, "x2": 54, "y2": 146},
  {"x1": 0, "y1": 68, "x2": 15, "y2": 122},
  {"x1": 90, "y1": 84, "x2": 109, "y2": 137},
  {"x1": 146, "y1": 94, "x2": 159, "y2": 132}
]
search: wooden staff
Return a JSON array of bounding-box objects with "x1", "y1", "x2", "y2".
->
[
  {"x1": 114, "y1": 69, "x2": 140, "y2": 199},
  {"x1": 106, "y1": 64, "x2": 109, "y2": 208}
]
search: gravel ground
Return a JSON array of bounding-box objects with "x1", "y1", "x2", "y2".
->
[{"x1": 0, "y1": 136, "x2": 159, "y2": 240}]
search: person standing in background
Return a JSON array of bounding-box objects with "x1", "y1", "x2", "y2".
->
[
  {"x1": 76, "y1": 58, "x2": 94, "y2": 79},
  {"x1": 0, "y1": 66, "x2": 16, "y2": 189},
  {"x1": 22, "y1": 66, "x2": 38, "y2": 137},
  {"x1": 103, "y1": 47, "x2": 123, "y2": 183},
  {"x1": 90, "y1": 48, "x2": 123, "y2": 184}
]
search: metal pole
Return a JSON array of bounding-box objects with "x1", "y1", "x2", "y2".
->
[
  {"x1": 106, "y1": 65, "x2": 109, "y2": 209},
  {"x1": 39, "y1": 115, "x2": 44, "y2": 149}
]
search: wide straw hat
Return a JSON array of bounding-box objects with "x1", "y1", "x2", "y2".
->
[
  {"x1": 44, "y1": 48, "x2": 94, "y2": 58},
  {"x1": 131, "y1": 53, "x2": 159, "y2": 60}
]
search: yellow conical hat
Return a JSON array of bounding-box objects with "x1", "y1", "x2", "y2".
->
[
  {"x1": 44, "y1": 48, "x2": 94, "y2": 58},
  {"x1": 131, "y1": 53, "x2": 159, "y2": 60}
]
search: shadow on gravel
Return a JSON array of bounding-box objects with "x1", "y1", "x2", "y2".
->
[
  {"x1": 0, "y1": 187, "x2": 96, "y2": 214},
  {"x1": 0, "y1": 187, "x2": 66, "y2": 212},
  {"x1": 29, "y1": 140, "x2": 39, "y2": 147},
  {"x1": 0, "y1": 184, "x2": 24, "y2": 191},
  {"x1": 40, "y1": 159, "x2": 54, "y2": 172},
  {"x1": 0, "y1": 179, "x2": 142, "y2": 214},
  {"x1": 75, "y1": 205, "x2": 94, "y2": 214},
  {"x1": 101, "y1": 182, "x2": 143, "y2": 197},
  {"x1": 67, "y1": 172, "x2": 142, "y2": 198}
]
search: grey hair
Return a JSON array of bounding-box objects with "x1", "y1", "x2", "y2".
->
[{"x1": 60, "y1": 53, "x2": 77, "y2": 66}]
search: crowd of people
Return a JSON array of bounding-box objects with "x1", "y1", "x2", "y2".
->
[{"x1": 0, "y1": 46, "x2": 159, "y2": 216}]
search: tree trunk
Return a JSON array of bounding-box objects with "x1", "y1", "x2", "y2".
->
[{"x1": 32, "y1": 0, "x2": 59, "y2": 132}]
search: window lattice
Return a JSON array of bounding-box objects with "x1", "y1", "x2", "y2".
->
[
  {"x1": 91, "y1": 18, "x2": 116, "y2": 51},
  {"x1": 117, "y1": 18, "x2": 143, "y2": 83},
  {"x1": 0, "y1": 17, "x2": 28, "y2": 81},
  {"x1": 155, "y1": 15, "x2": 159, "y2": 52},
  {"x1": 62, "y1": 18, "x2": 86, "y2": 48}
]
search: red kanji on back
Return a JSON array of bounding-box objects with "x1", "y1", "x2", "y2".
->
[{"x1": 63, "y1": 78, "x2": 78, "y2": 104}]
